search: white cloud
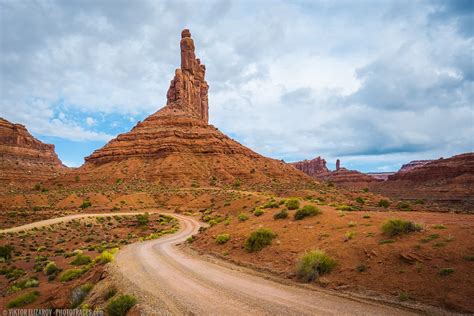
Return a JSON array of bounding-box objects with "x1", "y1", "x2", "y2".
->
[{"x1": 0, "y1": 0, "x2": 472, "y2": 170}]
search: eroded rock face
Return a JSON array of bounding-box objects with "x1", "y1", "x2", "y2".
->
[
  {"x1": 290, "y1": 156, "x2": 330, "y2": 178},
  {"x1": 326, "y1": 167, "x2": 380, "y2": 188},
  {"x1": 398, "y1": 160, "x2": 433, "y2": 173},
  {"x1": 68, "y1": 30, "x2": 313, "y2": 188},
  {"x1": 166, "y1": 29, "x2": 209, "y2": 123},
  {"x1": 368, "y1": 153, "x2": 474, "y2": 211},
  {"x1": 0, "y1": 118, "x2": 66, "y2": 185}
]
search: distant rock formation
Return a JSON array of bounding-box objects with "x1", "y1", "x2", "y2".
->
[
  {"x1": 64, "y1": 29, "x2": 313, "y2": 188},
  {"x1": 290, "y1": 156, "x2": 330, "y2": 177},
  {"x1": 0, "y1": 117, "x2": 67, "y2": 186},
  {"x1": 165, "y1": 29, "x2": 209, "y2": 123},
  {"x1": 371, "y1": 153, "x2": 474, "y2": 210},
  {"x1": 366, "y1": 172, "x2": 394, "y2": 181},
  {"x1": 291, "y1": 156, "x2": 379, "y2": 188},
  {"x1": 398, "y1": 160, "x2": 433, "y2": 173}
]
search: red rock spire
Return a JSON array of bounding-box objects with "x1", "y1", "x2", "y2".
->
[{"x1": 166, "y1": 29, "x2": 209, "y2": 123}]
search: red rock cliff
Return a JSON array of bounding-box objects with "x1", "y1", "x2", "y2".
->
[{"x1": 0, "y1": 117, "x2": 66, "y2": 185}]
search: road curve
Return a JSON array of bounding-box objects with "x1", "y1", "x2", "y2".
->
[
  {"x1": 114, "y1": 213, "x2": 418, "y2": 316},
  {"x1": 0, "y1": 211, "x2": 160, "y2": 234}
]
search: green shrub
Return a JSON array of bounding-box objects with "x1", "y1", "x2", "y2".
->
[
  {"x1": 396, "y1": 202, "x2": 412, "y2": 211},
  {"x1": 379, "y1": 239, "x2": 395, "y2": 244},
  {"x1": 377, "y1": 199, "x2": 390, "y2": 208},
  {"x1": 345, "y1": 231, "x2": 356, "y2": 240},
  {"x1": 80, "y1": 200, "x2": 92, "y2": 209},
  {"x1": 398, "y1": 292, "x2": 410, "y2": 302},
  {"x1": 237, "y1": 213, "x2": 248, "y2": 222},
  {"x1": 433, "y1": 224, "x2": 446, "y2": 229},
  {"x1": 95, "y1": 250, "x2": 115, "y2": 264},
  {"x1": 296, "y1": 250, "x2": 336, "y2": 282},
  {"x1": 0, "y1": 244, "x2": 14, "y2": 261},
  {"x1": 285, "y1": 199, "x2": 300, "y2": 210},
  {"x1": 244, "y1": 228, "x2": 277, "y2": 252},
  {"x1": 381, "y1": 219, "x2": 421, "y2": 236},
  {"x1": 43, "y1": 262, "x2": 60, "y2": 276},
  {"x1": 8, "y1": 277, "x2": 39, "y2": 293},
  {"x1": 336, "y1": 204, "x2": 360, "y2": 211},
  {"x1": 59, "y1": 269, "x2": 84, "y2": 282},
  {"x1": 215, "y1": 234, "x2": 231, "y2": 245},
  {"x1": 136, "y1": 212, "x2": 150, "y2": 226},
  {"x1": 294, "y1": 205, "x2": 321, "y2": 220},
  {"x1": 106, "y1": 295, "x2": 137, "y2": 316},
  {"x1": 262, "y1": 201, "x2": 279, "y2": 209},
  {"x1": 71, "y1": 283, "x2": 94, "y2": 308},
  {"x1": 273, "y1": 209, "x2": 288, "y2": 219},
  {"x1": 7, "y1": 291, "x2": 40, "y2": 308},
  {"x1": 356, "y1": 263, "x2": 367, "y2": 272},
  {"x1": 439, "y1": 268, "x2": 454, "y2": 276},
  {"x1": 71, "y1": 254, "x2": 92, "y2": 266},
  {"x1": 362, "y1": 188, "x2": 369, "y2": 192},
  {"x1": 253, "y1": 208, "x2": 264, "y2": 217},
  {"x1": 464, "y1": 255, "x2": 474, "y2": 261},
  {"x1": 104, "y1": 287, "x2": 117, "y2": 301},
  {"x1": 355, "y1": 197, "x2": 365, "y2": 204}
]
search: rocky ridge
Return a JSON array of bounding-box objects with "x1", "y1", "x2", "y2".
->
[{"x1": 0, "y1": 117, "x2": 66, "y2": 185}]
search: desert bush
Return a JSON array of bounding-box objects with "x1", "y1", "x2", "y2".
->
[
  {"x1": 439, "y1": 268, "x2": 454, "y2": 276},
  {"x1": 0, "y1": 244, "x2": 13, "y2": 261},
  {"x1": 377, "y1": 199, "x2": 390, "y2": 208},
  {"x1": 296, "y1": 250, "x2": 336, "y2": 282},
  {"x1": 8, "y1": 277, "x2": 39, "y2": 293},
  {"x1": 237, "y1": 213, "x2": 248, "y2": 222},
  {"x1": 106, "y1": 295, "x2": 137, "y2": 316},
  {"x1": 59, "y1": 269, "x2": 84, "y2": 282},
  {"x1": 273, "y1": 209, "x2": 288, "y2": 219},
  {"x1": 262, "y1": 201, "x2": 279, "y2": 209},
  {"x1": 381, "y1": 219, "x2": 421, "y2": 236},
  {"x1": 345, "y1": 231, "x2": 356, "y2": 240},
  {"x1": 396, "y1": 202, "x2": 412, "y2": 211},
  {"x1": 70, "y1": 283, "x2": 94, "y2": 308},
  {"x1": 80, "y1": 200, "x2": 92, "y2": 209},
  {"x1": 294, "y1": 205, "x2": 321, "y2": 220},
  {"x1": 355, "y1": 197, "x2": 365, "y2": 204},
  {"x1": 104, "y1": 287, "x2": 117, "y2": 301},
  {"x1": 356, "y1": 263, "x2": 367, "y2": 272},
  {"x1": 433, "y1": 224, "x2": 446, "y2": 229},
  {"x1": 95, "y1": 250, "x2": 114, "y2": 264},
  {"x1": 336, "y1": 204, "x2": 360, "y2": 211},
  {"x1": 43, "y1": 262, "x2": 60, "y2": 276},
  {"x1": 71, "y1": 254, "x2": 92, "y2": 266},
  {"x1": 136, "y1": 213, "x2": 150, "y2": 226},
  {"x1": 244, "y1": 228, "x2": 277, "y2": 252},
  {"x1": 215, "y1": 234, "x2": 231, "y2": 244},
  {"x1": 253, "y1": 208, "x2": 264, "y2": 217},
  {"x1": 285, "y1": 199, "x2": 300, "y2": 210},
  {"x1": 7, "y1": 291, "x2": 40, "y2": 308}
]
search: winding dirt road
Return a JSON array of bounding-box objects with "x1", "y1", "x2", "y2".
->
[{"x1": 114, "y1": 213, "x2": 419, "y2": 315}]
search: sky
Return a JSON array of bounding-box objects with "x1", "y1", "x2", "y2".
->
[{"x1": 0, "y1": 0, "x2": 473, "y2": 172}]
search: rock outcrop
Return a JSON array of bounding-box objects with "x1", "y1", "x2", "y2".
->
[
  {"x1": 291, "y1": 156, "x2": 380, "y2": 188},
  {"x1": 63, "y1": 29, "x2": 313, "y2": 188},
  {"x1": 290, "y1": 156, "x2": 330, "y2": 178},
  {"x1": 165, "y1": 29, "x2": 209, "y2": 123},
  {"x1": 398, "y1": 160, "x2": 433, "y2": 173},
  {"x1": 326, "y1": 167, "x2": 381, "y2": 188},
  {"x1": 0, "y1": 118, "x2": 67, "y2": 186},
  {"x1": 370, "y1": 153, "x2": 474, "y2": 211}
]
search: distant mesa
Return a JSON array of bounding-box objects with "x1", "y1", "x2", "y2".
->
[{"x1": 0, "y1": 117, "x2": 67, "y2": 186}]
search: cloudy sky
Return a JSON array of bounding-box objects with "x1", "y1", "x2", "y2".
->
[{"x1": 0, "y1": 0, "x2": 473, "y2": 171}]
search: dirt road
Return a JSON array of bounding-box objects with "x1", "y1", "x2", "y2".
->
[
  {"x1": 114, "y1": 213, "x2": 419, "y2": 315},
  {"x1": 0, "y1": 211, "x2": 158, "y2": 233}
]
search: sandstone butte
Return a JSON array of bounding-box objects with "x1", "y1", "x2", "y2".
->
[
  {"x1": 0, "y1": 117, "x2": 67, "y2": 186},
  {"x1": 56, "y1": 29, "x2": 313, "y2": 187},
  {"x1": 291, "y1": 156, "x2": 379, "y2": 188}
]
